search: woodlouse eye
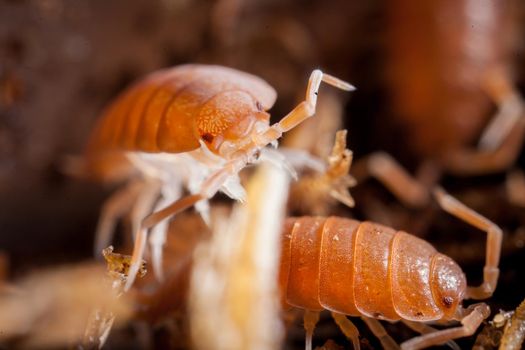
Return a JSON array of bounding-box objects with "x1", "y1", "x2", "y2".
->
[
  {"x1": 442, "y1": 296, "x2": 453, "y2": 308},
  {"x1": 202, "y1": 133, "x2": 214, "y2": 143}
]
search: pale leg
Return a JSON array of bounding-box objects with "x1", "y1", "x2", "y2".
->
[
  {"x1": 148, "y1": 194, "x2": 173, "y2": 282},
  {"x1": 352, "y1": 152, "x2": 431, "y2": 208},
  {"x1": 361, "y1": 317, "x2": 399, "y2": 350},
  {"x1": 444, "y1": 68, "x2": 525, "y2": 174},
  {"x1": 303, "y1": 310, "x2": 320, "y2": 350},
  {"x1": 442, "y1": 119, "x2": 525, "y2": 176},
  {"x1": 478, "y1": 67, "x2": 524, "y2": 151},
  {"x1": 400, "y1": 304, "x2": 490, "y2": 350},
  {"x1": 148, "y1": 179, "x2": 182, "y2": 282},
  {"x1": 129, "y1": 179, "x2": 162, "y2": 242},
  {"x1": 433, "y1": 187, "x2": 502, "y2": 299},
  {"x1": 255, "y1": 70, "x2": 354, "y2": 146},
  {"x1": 402, "y1": 320, "x2": 460, "y2": 350},
  {"x1": 94, "y1": 179, "x2": 144, "y2": 257},
  {"x1": 331, "y1": 312, "x2": 360, "y2": 350},
  {"x1": 124, "y1": 164, "x2": 236, "y2": 290}
]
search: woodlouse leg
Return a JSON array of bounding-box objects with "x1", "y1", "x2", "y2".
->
[
  {"x1": 303, "y1": 310, "x2": 320, "y2": 350},
  {"x1": 442, "y1": 118, "x2": 525, "y2": 176},
  {"x1": 401, "y1": 320, "x2": 460, "y2": 350},
  {"x1": 129, "y1": 179, "x2": 162, "y2": 242},
  {"x1": 361, "y1": 317, "x2": 398, "y2": 350},
  {"x1": 255, "y1": 70, "x2": 355, "y2": 146},
  {"x1": 331, "y1": 313, "x2": 360, "y2": 350},
  {"x1": 400, "y1": 303, "x2": 490, "y2": 350},
  {"x1": 433, "y1": 187, "x2": 502, "y2": 299},
  {"x1": 478, "y1": 68, "x2": 524, "y2": 151},
  {"x1": 149, "y1": 194, "x2": 173, "y2": 282},
  {"x1": 443, "y1": 69, "x2": 525, "y2": 176},
  {"x1": 352, "y1": 152, "x2": 431, "y2": 208},
  {"x1": 93, "y1": 179, "x2": 144, "y2": 257},
  {"x1": 125, "y1": 164, "x2": 239, "y2": 290}
]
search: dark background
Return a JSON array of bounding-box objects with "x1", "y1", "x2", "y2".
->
[{"x1": 1, "y1": 0, "x2": 525, "y2": 348}]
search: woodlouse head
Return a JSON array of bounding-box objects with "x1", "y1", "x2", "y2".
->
[
  {"x1": 196, "y1": 90, "x2": 270, "y2": 155},
  {"x1": 430, "y1": 253, "x2": 467, "y2": 318}
]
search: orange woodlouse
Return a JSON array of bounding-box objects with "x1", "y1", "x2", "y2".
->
[
  {"x1": 84, "y1": 64, "x2": 354, "y2": 289},
  {"x1": 386, "y1": 0, "x2": 523, "y2": 167},
  {"x1": 279, "y1": 188, "x2": 501, "y2": 350},
  {"x1": 352, "y1": 1, "x2": 525, "y2": 211}
]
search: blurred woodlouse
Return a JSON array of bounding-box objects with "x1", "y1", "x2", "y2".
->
[
  {"x1": 83, "y1": 64, "x2": 354, "y2": 288},
  {"x1": 279, "y1": 188, "x2": 502, "y2": 350},
  {"x1": 386, "y1": 0, "x2": 523, "y2": 168},
  {"x1": 354, "y1": 1, "x2": 525, "y2": 210}
]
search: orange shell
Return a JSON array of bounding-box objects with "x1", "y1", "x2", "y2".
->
[
  {"x1": 84, "y1": 64, "x2": 276, "y2": 181},
  {"x1": 86, "y1": 64, "x2": 277, "y2": 156},
  {"x1": 279, "y1": 217, "x2": 467, "y2": 322}
]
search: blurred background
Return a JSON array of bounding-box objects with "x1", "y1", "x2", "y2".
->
[{"x1": 1, "y1": 0, "x2": 525, "y2": 348}]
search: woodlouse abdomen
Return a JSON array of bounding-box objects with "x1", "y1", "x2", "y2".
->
[{"x1": 279, "y1": 216, "x2": 467, "y2": 321}]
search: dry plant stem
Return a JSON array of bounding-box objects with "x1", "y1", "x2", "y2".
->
[
  {"x1": 82, "y1": 247, "x2": 146, "y2": 349},
  {"x1": 190, "y1": 164, "x2": 289, "y2": 350},
  {"x1": 500, "y1": 298, "x2": 525, "y2": 350},
  {"x1": 288, "y1": 129, "x2": 355, "y2": 215},
  {"x1": 0, "y1": 264, "x2": 132, "y2": 348},
  {"x1": 472, "y1": 310, "x2": 512, "y2": 350}
]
